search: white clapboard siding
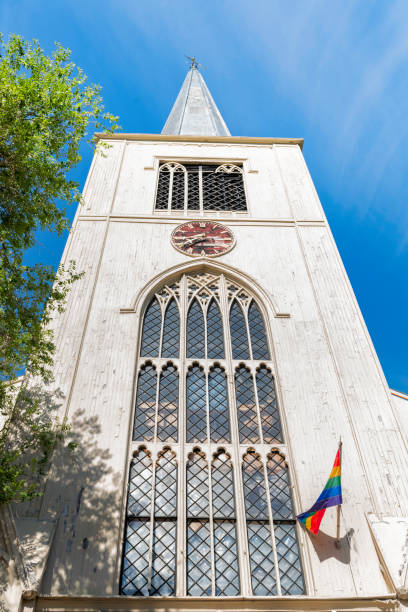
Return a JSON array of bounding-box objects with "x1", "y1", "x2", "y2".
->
[{"x1": 80, "y1": 141, "x2": 125, "y2": 215}]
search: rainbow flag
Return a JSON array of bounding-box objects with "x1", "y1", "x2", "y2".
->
[{"x1": 297, "y1": 447, "x2": 342, "y2": 535}]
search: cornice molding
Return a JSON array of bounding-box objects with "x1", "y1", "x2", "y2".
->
[{"x1": 95, "y1": 132, "x2": 304, "y2": 149}]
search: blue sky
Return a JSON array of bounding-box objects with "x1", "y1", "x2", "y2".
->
[{"x1": 1, "y1": 0, "x2": 407, "y2": 391}]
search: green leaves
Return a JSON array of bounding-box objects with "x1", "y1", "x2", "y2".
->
[
  {"x1": 0, "y1": 34, "x2": 118, "y2": 252},
  {"x1": 0, "y1": 33, "x2": 118, "y2": 505}
]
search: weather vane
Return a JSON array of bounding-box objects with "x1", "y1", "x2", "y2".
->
[{"x1": 185, "y1": 55, "x2": 205, "y2": 70}]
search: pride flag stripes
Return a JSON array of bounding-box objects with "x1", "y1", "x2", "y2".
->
[{"x1": 297, "y1": 446, "x2": 342, "y2": 535}]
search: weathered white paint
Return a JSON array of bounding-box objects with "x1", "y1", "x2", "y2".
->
[{"x1": 367, "y1": 513, "x2": 408, "y2": 596}]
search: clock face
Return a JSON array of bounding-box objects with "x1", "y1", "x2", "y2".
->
[{"x1": 171, "y1": 221, "x2": 235, "y2": 257}]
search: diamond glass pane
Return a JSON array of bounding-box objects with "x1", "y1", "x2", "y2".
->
[
  {"x1": 161, "y1": 300, "x2": 180, "y2": 358},
  {"x1": 121, "y1": 519, "x2": 150, "y2": 595},
  {"x1": 187, "y1": 167, "x2": 200, "y2": 210},
  {"x1": 212, "y1": 453, "x2": 235, "y2": 518},
  {"x1": 257, "y1": 366, "x2": 282, "y2": 443},
  {"x1": 127, "y1": 450, "x2": 152, "y2": 517},
  {"x1": 186, "y1": 366, "x2": 207, "y2": 442},
  {"x1": 274, "y1": 524, "x2": 304, "y2": 595},
  {"x1": 133, "y1": 366, "x2": 157, "y2": 441},
  {"x1": 208, "y1": 367, "x2": 230, "y2": 443},
  {"x1": 155, "y1": 450, "x2": 177, "y2": 518},
  {"x1": 242, "y1": 452, "x2": 268, "y2": 519},
  {"x1": 157, "y1": 365, "x2": 178, "y2": 442},
  {"x1": 214, "y1": 521, "x2": 240, "y2": 595},
  {"x1": 140, "y1": 298, "x2": 161, "y2": 357},
  {"x1": 247, "y1": 522, "x2": 277, "y2": 596},
  {"x1": 155, "y1": 167, "x2": 170, "y2": 210},
  {"x1": 267, "y1": 453, "x2": 294, "y2": 519},
  {"x1": 187, "y1": 452, "x2": 209, "y2": 517},
  {"x1": 187, "y1": 300, "x2": 205, "y2": 358},
  {"x1": 206, "y1": 299, "x2": 224, "y2": 359},
  {"x1": 230, "y1": 301, "x2": 250, "y2": 360},
  {"x1": 248, "y1": 301, "x2": 270, "y2": 360},
  {"x1": 187, "y1": 520, "x2": 212, "y2": 596},
  {"x1": 150, "y1": 520, "x2": 177, "y2": 595},
  {"x1": 235, "y1": 366, "x2": 260, "y2": 443},
  {"x1": 172, "y1": 168, "x2": 185, "y2": 210}
]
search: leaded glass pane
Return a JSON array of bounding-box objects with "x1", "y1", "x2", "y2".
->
[
  {"x1": 151, "y1": 520, "x2": 177, "y2": 595},
  {"x1": 187, "y1": 300, "x2": 205, "y2": 358},
  {"x1": 140, "y1": 298, "x2": 161, "y2": 357},
  {"x1": 206, "y1": 299, "x2": 224, "y2": 359},
  {"x1": 242, "y1": 451, "x2": 268, "y2": 520},
  {"x1": 155, "y1": 450, "x2": 177, "y2": 517},
  {"x1": 212, "y1": 452, "x2": 235, "y2": 518},
  {"x1": 187, "y1": 451, "x2": 209, "y2": 517},
  {"x1": 172, "y1": 168, "x2": 185, "y2": 210},
  {"x1": 161, "y1": 300, "x2": 180, "y2": 358},
  {"x1": 208, "y1": 367, "x2": 230, "y2": 443},
  {"x1": 157, "y1": 365, "x2": 178, "y2": 442},
  {"x1": 127, "y1": 449, "x2": 152, "y2": 516},
  {"x1": 121, "y1": 450, "x2": 153, "y2": 596},
  {"x1": 214, "y1": 521, "x2": 240, "y2": 595},
  {"x1": 267, "y1": 453, "x2": 294, "y2": 519},
  {"x1": 230, "y1": 300, "x2": 250, "y2": 359},
  {"x1": 274, "y1": 524, "x2": 304, "y2": 595},
  {"x1": 248, "y1": 301, "x2": 270, "y2": 360},
  {"x1": 155, "y1": 167, "x2": 170, "y2": 210},
  {"x1": 186, "y1": 366, "x2": 207, "y2": 442},
  {"x1": 121, "y1": 519, "x2": 150, "y2": 595},
  {"x1": 133, "y1": 365, "x2": 156, "y2": 441},
  {"x1": 186, "y1": 520, "x2": 211, "y2": 595},
  {"x1": 235, "y1": 366, "x2": 260, "y2": 443},
  {"x1": 257, "y1": 366, "x2": 282, "y2": 443},
  {"x1": 247, "y1": 522, "x2": 276, "y2": 596}
]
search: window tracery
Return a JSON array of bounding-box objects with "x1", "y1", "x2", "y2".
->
[
  {"x1": 155, "y1": 163, "x2": 247, "y2": 213},
  {"x1": 121, "y1": 271, "x2": 304, "y2": 597}
]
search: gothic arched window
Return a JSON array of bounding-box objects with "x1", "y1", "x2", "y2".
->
[
  {"x1": 155, "y1": 163, "x2": 247, "y2": 212},
  {"x1": 121, "y1": 272, "x2": 304, "y2": 597}
]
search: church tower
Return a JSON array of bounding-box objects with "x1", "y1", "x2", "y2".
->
[{"x1": 4, "y1": 61, "x2": 408, "y2": 611}]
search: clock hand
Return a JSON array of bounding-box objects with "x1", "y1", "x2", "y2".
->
[{"x1": 185, "y1": 234, "x2": 206, "y2": 246}]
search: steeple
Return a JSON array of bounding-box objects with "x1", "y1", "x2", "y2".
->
[{"x1": 162, "y1": 60, "x2": 230, "y2": 137}]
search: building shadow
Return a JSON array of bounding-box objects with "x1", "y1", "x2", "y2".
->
[
  {"x1": 302, "y1": 526, "x2": 354, "y2": 564},
  {"x1": 9, "y1": 387, "x2": 123, "y2": 598}
]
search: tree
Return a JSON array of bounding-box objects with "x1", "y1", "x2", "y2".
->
[{"x1": 0, "y1": 33, "x2": 118, "y2": 504}]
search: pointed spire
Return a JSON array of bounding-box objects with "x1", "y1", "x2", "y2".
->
[{"x1": 162, "y1": 61, "x2": 230, "y2": 137}]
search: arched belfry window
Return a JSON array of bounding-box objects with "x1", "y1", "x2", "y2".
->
[
  {"x1": 155, "y1": 163, "x2": 247, "y2": 213},
  {"x1": 121, "y1": 272, "x2": 304, "y2": 597}
]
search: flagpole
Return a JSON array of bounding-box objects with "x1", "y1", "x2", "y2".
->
[{"x1": 335, "y1": 438, "x2": 343, "y2": 548}]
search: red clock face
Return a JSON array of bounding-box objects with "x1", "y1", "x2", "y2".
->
[{"x1": 171, "y1": 221, "x2": 235, "y2": 257}]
